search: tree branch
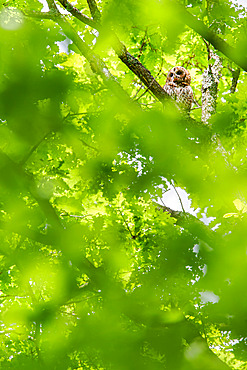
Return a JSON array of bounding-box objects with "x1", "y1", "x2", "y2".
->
[
  {"x1": 229, "y1": 66, "x2": 241, "y2": 93},
  {"x1": 56, "y1": 0, "x2": 98, "y2": 28},
  {"x1": 57, "y1": 0, "x2": 168, "y2": 102},
  {"x1": 201, "y1": 43, "x2": 222, "y2": 124},
  {"x1": 23, "y1": 0, "x2": 247, "y2": 104},
  {"x1": 58, "y1": 0, "x2": 247, "y2": 95},
  {"x1": 156, "y1": 203, "x2": 217, "y2": 248},
  {"x1": 86, "y1": 0, "x2": 101, "y2": 22},
  {"x1": 39, "y1": 5, "x2": 137, "y2": 107},
  {"x1": 46, "y1": 0, "x2": 58, "y2": 11},
  {"x1": 172, "y1": 1, "x2": 247, "y2": 72},
  {"x1": 22, "y1": 10, "x2": 58, "y2": 19},
  {"x1": 85, "y1": 0, "x2": 164, "y2": 101},
  {"x1": 24, "y1": 2, "x2": 120, "y2": 93},
  {"x1": 19, "y1": 131, "x2": 53, "y2": 166}
]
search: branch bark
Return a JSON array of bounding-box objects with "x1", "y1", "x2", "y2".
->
[{"x1": 201, "y1": 42, "x2": 222, "y2": 124}]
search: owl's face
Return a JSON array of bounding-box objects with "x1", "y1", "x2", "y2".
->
[{"x1": 165, "y1": 66, "x2": 191, "y2": 86}]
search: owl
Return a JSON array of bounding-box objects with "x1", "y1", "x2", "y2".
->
[{"x1": 163, "y1": 66, "x2": 193, "y2": 112}]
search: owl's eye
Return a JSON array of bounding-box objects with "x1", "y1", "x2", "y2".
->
[
  {"x1": 170, "y1": 73, "x2": 173, "y2": 77},
  {"x1": 176, "y1": 70, "x2": 183, "y2": 75}
]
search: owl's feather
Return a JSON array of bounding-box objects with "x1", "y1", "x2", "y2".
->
[{"x1": 163, "y1": 66, "x2": 193, "y2": 112}]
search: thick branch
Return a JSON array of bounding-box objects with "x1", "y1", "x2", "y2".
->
[
  {"x1": 27, "y1": 5, "x2": 136, "y2": 106},
  {"x1": 201, "y1": 46, "x2": 222, "y2": 124},
  {"x1": 57, "y1": 0, "x2": 98, "y2": 28},
  {"x1": 24, "y1": 2, "x2": 167, "y2": 104},
  {"x1": 56, "y1": 17, "x2": 138, "y2": 106},
  {"x1": 229, "y1": 67, "x2": 240, "y2": 93},
  {"x1": 34, "y1": 0, "x2": 247, "y2": 102},
  {"x1": 173, "y1": 1, "x2": 247, "y2": 72},
  {"x1": 57, "y1": 0, "x2": 168, "y2": 102},
  {"x1": 86, "y1": 0, "x2": 101, "y2": 22},
  {"x1": 40, "y1": 2, "x2": 117, "y2": 85},
  {"x1": 119, "y1": 51, "x2": 167, "y2": 101},
  {"x1": 22, "y1": 10, "x2": 58, "y2": 19},
  {"x1": 156, "y1": 203, "x2": 217, "y2": 248},
  {"x1": 46, "y1": 0, "x2": 57, "y2": 11}
]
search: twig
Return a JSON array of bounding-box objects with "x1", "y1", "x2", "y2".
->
[
  {"x1": 63, "y1": 111, "x2": 101, "y2": 118},
  {"x1": 171, "y1": 180, "x2": 185, "y2": 213},
  {"x1": 228, "y1": 65, "x2": 240, "y2": 93},
  {"x1": 118, "y1": 209, "x2": 135, "y2": 239},
  {"x1": 19, "y1": 131, "x2": 52, "y2": 166},
  {"x1": 191, "y1": 105, "x2": 202, "y2": 110},
  {"x1": 60, "y1": 213, "x2": 93, "y2": 218},
  {"x1": 134, "y1": 60, "x2": 164, "y2": 101},
  {"x1": 134, "y1": 78, "x2": 156, "y2": 101},
  {"x1": 79, "y1": 139, "x2": 99, "y2": 153},
  {"x1": 137, "y1": 28, "x2": 148, "y2": 59},
  {"x1": 131, "y1": 83, "x2": 145, "y2": 100},
  {"x1": 202, "y1": 38, "x2": 212, "y2": 72}
]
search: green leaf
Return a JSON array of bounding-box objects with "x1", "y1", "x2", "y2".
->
[{"x1": 233, "y1": 199, "x2": 247, "y2": 213}]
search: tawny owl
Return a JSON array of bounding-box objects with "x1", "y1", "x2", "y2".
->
[{"x1": 163, "y1": 66, "x2": 193, "y2": 112}]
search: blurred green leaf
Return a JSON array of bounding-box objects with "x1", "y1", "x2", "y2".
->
[{"x1": 1, "y1": 0, "x2": 247, "y2": 369}]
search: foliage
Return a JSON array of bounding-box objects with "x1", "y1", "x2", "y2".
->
[{"x1": 0, "y1": 0, "x2": 247, "y2": 369}]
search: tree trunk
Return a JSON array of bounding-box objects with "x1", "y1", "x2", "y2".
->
[{"x1": 201, "y1": 50, "x2": 222, "y2": 124}]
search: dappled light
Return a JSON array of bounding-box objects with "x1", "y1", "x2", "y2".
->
[{"x1": 0, "y1": 0, "x2": 247, "y2": 369}]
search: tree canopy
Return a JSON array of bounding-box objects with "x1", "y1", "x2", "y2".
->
[{"x1": 1, "y1": 0, "x2": 247, "y2": 369}]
